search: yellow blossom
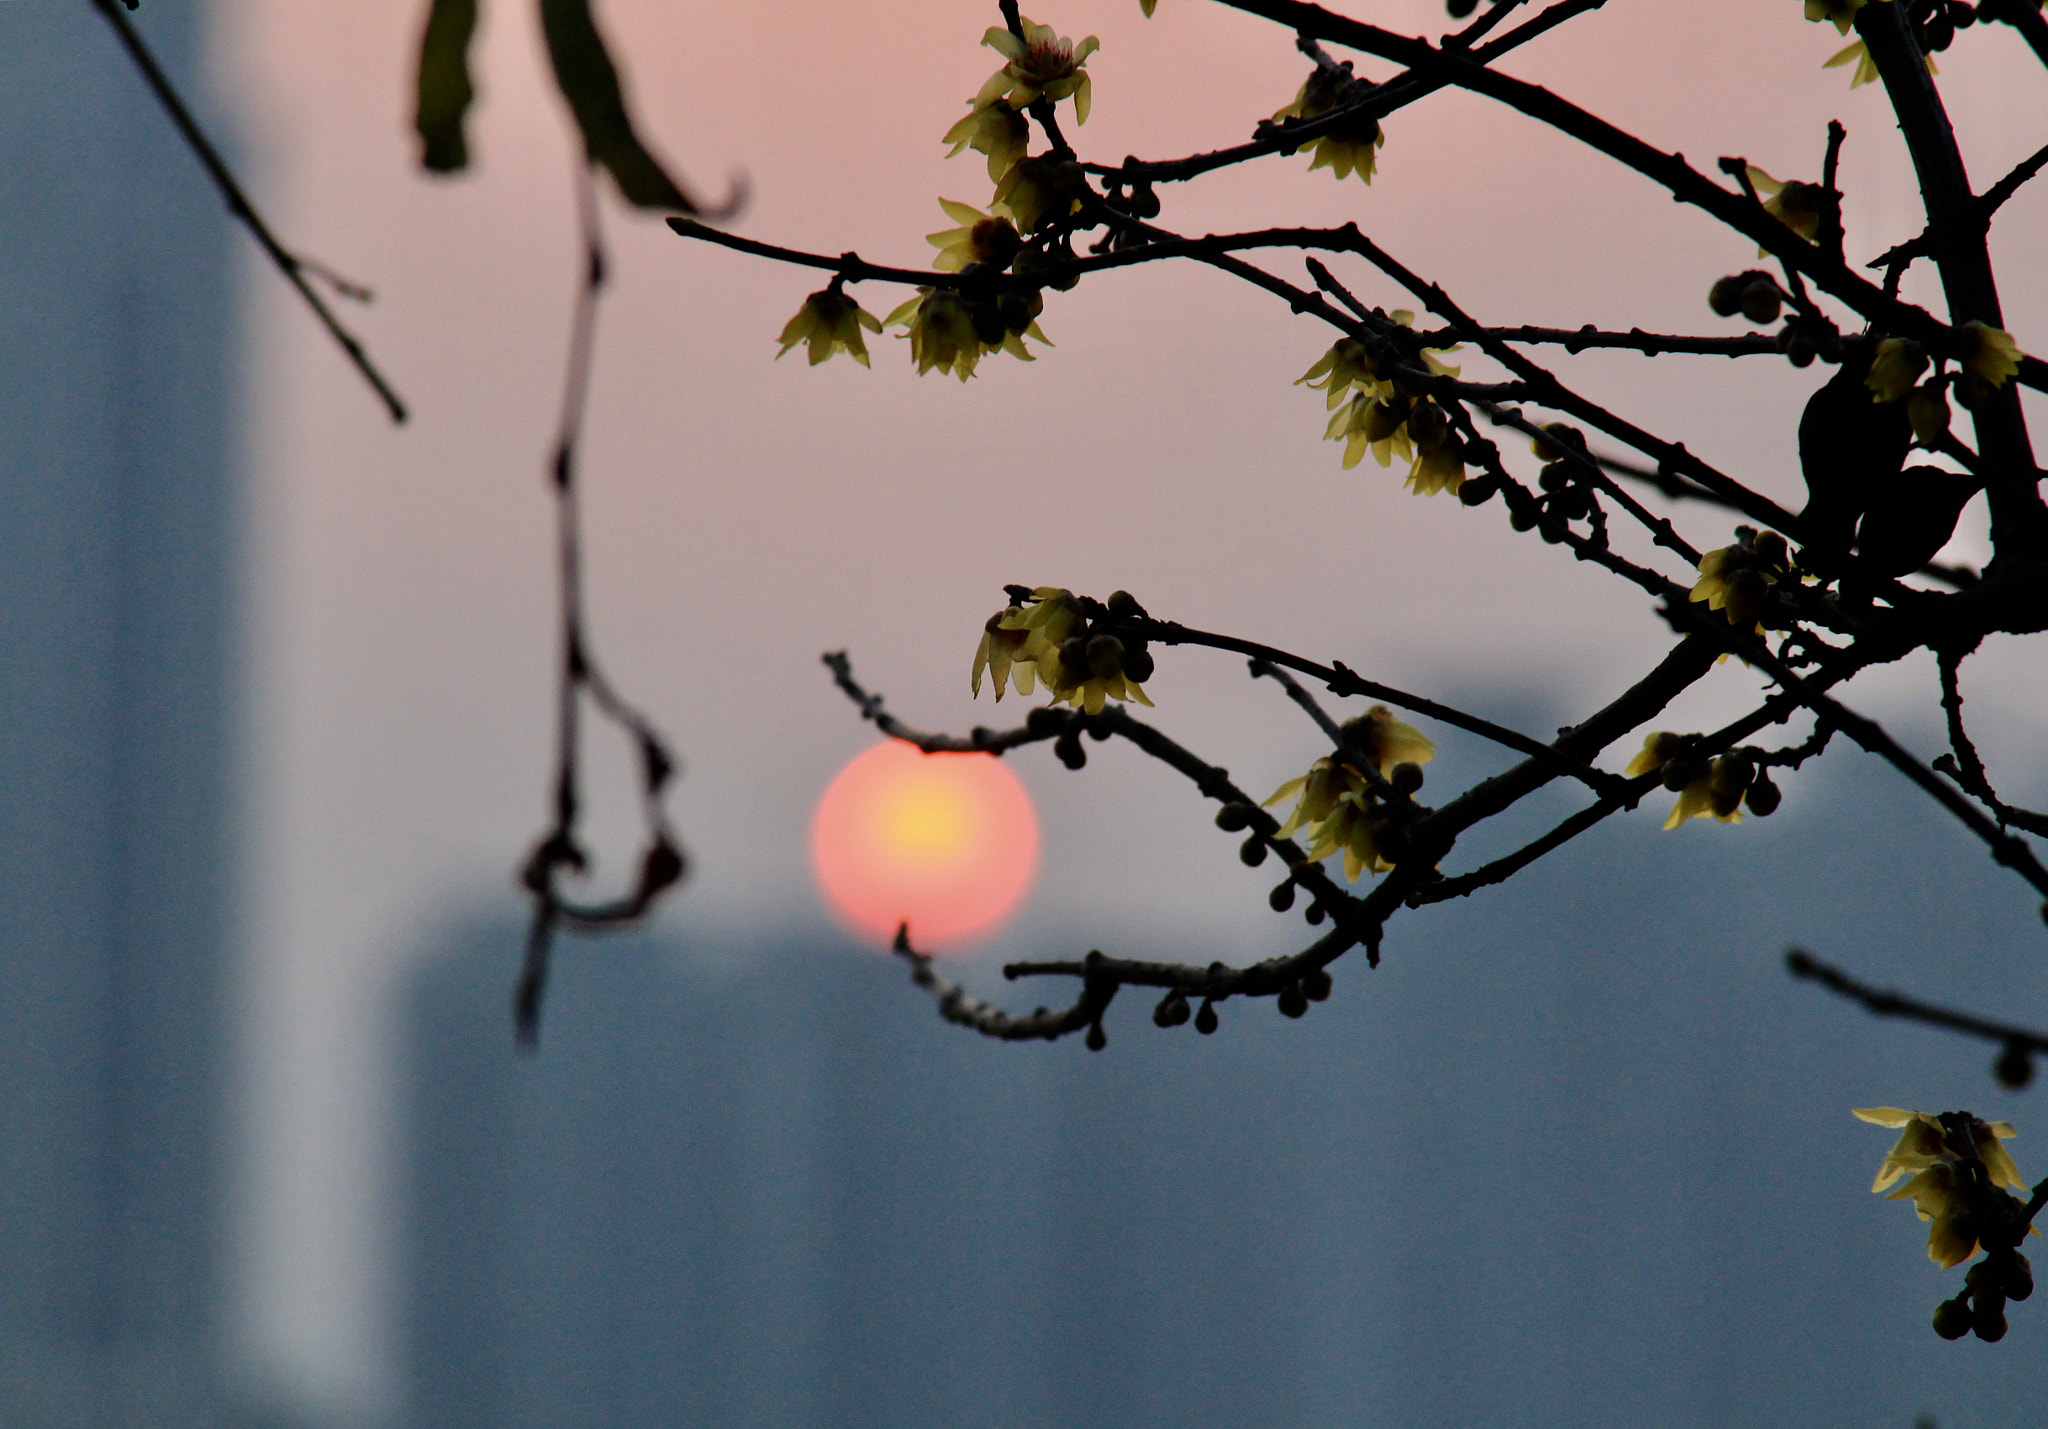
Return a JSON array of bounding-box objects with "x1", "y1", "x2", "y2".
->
[
  {"x1": 1272, "y1": 63, "x2": 1385, "y2": 184},
  {"x1": 1804, "y1": 0, "x2": 1866, "y2": 36},
  {"x1": 1324, "y1": 392, "x2": 1411, "y2": 470},
  {"x1": 884, "y1": 288, "x2": 983, "y2": 380},
  {"x1": 1865, "y1": 338, "x2": 1928, "y2": 403},
  {"x1": 941, "y1": 100, "x2": 1031, "y2": 183},
  {"x1": 926, "y1": 198, "x2": 1024, "y2": 273},
  {"x1": 993, "y1": 155, "x2": 1087, "y2": 234},
  {"x1": 977, "y1": 18, "x2": 1098, "y2": 123},
  {"x1": 1823, "y1": 38, "x2": 1881, "y2": 85},
  {"x1": 1297, "y1": 340, "x2": 1383, "y2": 409},
  {"x1": 774, "y1": 287, "x2": 883, "y2": 367},
  {"x1": 971, "y1": 610, "x2": 1036, "y2": 700},
  {"x1": 1406, "y1": 433, "x2": 1466, "y2": 497},
  {"x1": 1690, "y1": 532, "x2": 1788, "y2": 637},
  {"x1": 1746, "y1": 166, "x2": 1824, "y2": 244},
  {"x1": 1662, "y1": 754, "x2": 1750, "y2": 828},
  {"x1": 1958, "y1": 320, "x2": 2023, "y2": 388},
  {"x1": 1624, "y1": 731, "x2": 1684, "y2": 780},
  {"x1": 1854, "y1": 1107, "x2": 2031, "y2": 1268},
  {"x1": 1263, "y1": 712, "x2": 1430, "y2": 881}
]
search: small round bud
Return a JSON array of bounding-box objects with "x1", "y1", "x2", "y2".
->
[
  {"x1": 1122, "y1": 646, "x2": 1156, "y2": 683},
  {"x1": 1153, "y1": 991, "x2": 1191, "y2": 1028},
  {"x1": 1055, "y1": 732, "x2": 1087, "y2": 770},
  {"x1": 1446, "y1": 0, "x2": 1479, "y2": 17},
  {"x1": 1303, "y1": 967, "x2": 1333, "y2": 1001},
  {"x1": 1216, "y1": 802, "x2": 1255, "y2": 831},
  {"x1": 1194, "y1": 999, "x2": 1219, "y2": 1035},
  {"x1": 1995, "y1": 1042, "x2": 2035, "y2": 1090},
  {"x1": 1304, "y1": 900, "x2": 1327, "y2": 927},
  {"x1": 1508, "y1": 507, "x2": 1538, "y2": 533},
  {"x1": 1105, "y1": 589, "x2": 1145, "y2": 618},
  {"x1": 1973, "y1": 1298, "x2": 2008, "y2": 1342},
  {"x1": 1129, "y1": 183, "x2": 1161, "y2": 219},
  {"x1": 1457, "y1": 477, "x2": 1498, "y2": 506},
  {"x1": 1085, "y1": 1021, "x2": 1107, "y2": 1052},
  {"x1": 1708, "y1": 274, "x2": 1748, "y2": 318},
  {"x1": 1662, "y1": 758, "x2": 1702, "y2": 793},
  {"x1": 1085, "y1": 718, "x2": 1111, "y2": 742},
  {"x1": 1278, "y1": 982, "x2": 1309, "y2": 1019},
  {"x1": 1059, "y1": 635, "x2": 1092, "y2": 680},
  {"x1": 1932, "y1": 1296, "x2": 1974, "y2": 1340},
  {"x1": 1752, "y1": 531, "x2": 1790, "y2": 569},
  {"x1": 1390, "y1": 762, "x2": 1425, "y2": 794},
  {"x1": 1740, "y1": 279, "x2": 1782, "y2": 325},
  {"x1": 1554, "y1": 488, "x2": 1592, "y2": 521},
  {"x1": 1744, "y1": 772, "x2": 1783, "y2": 817},
  {"x1": 1269, "y1": 879, "x2": 1297, "y2": 913},
  {"x1": 2005, "y1": 1252, "x2": 2034, "y2": 1302},
  {"x1": 1240, "y1": 834, "x2": 1268, "y2": 868},
  {"x1": 1786, "y1": 338, "x2": 1817, "y2": 368},
  {"x1": 1538, "y1": 462, "x2": 1570, "y2": 494},
  {"x1": 1407, "y1": 400, "x2": 1446, "y2": 445}
]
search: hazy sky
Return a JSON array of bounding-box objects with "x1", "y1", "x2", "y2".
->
[{"x1": 208, "y1": 0, "x2": 2048, "y2": 1418}]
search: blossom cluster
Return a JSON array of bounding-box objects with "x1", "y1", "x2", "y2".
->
[
  {"x1": 972, "y1": 586, "x2": 1156, "y2": 715},
  {"x1": 1625, "y1": 733, "x2": 1782, "y2": 827},
  {"x1": 1856, "y1": 1106, "x2": 2036, "y2": 1341},
  {"x1": 1264, "y1": 709, "x2": 1436, "y2": 880},
  {"x1": 1270, "y1": 59, "x2": 1386, "y2": 185},
  {"x1": 1300, "y1": 323, "x2": 1465, "y2": 492},
  {"x1": 1690, "y1": 526, "x2": 1793, "y2": 638}
]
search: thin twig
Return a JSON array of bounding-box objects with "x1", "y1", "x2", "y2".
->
[
  {"x1": 87, "y1": 0, "x2": 407, "y2": 422},
  {"x1": 1787, "y1": 948, "x2": 2048, "y2": 1056}
]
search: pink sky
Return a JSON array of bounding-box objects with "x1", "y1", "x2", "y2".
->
[{"x1": 212, "y1": 0, "x2": 2048, "y2": 1417}]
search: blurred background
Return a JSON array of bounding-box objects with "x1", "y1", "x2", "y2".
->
[{"x1": 5, "y1": 0, "x2": 2048, "y2": 1423}]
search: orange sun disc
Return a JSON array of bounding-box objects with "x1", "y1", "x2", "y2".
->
[{"x1": 811, "y1": 739, "x2": 1039, "y2": 950}]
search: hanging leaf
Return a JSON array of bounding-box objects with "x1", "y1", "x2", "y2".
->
[
  {"x1": 414, "y1": 0, "x2": 481, "y2": 173},
  {"x1": 539, "y1": 0, "x2": 719, "y2": 213}
]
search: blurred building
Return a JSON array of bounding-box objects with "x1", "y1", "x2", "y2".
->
[
  {"x1": 0, "y1": 4, "x2": 275, "y2": 1423},
  {"x1": 399, "y1": 758, "x2": 2048, "y2": 1429}
]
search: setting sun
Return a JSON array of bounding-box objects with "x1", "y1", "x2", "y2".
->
[{"x1": 811, "y1": 740, "x2": 1038, "y2": 949}]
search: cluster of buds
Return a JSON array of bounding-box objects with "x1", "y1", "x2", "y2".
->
[
  {"x1": 1496, "y1": 422, "x2": 1598, "y2": 534},
  {"x1": 1263, "y1": 708, "x2": 1436, "y2": 881},
  {"x1": 1626, "y1": 733, "x2": 1781, "y2": 827},
  {"x1": 1708, "y1": 270, "x2": 1847, "y2": 368},
  {"x1": 1907, "y1": 0, "x2": 1980, "y2": 56},
  {"x1": 1855, "y1": 1107, "x2": 2037, "y2": 1341},
  {"x1": 1090, "y1": 175, "x2": 1160, "y2": 254},
  {"x1": 1746, "y1": 165, "x2": 1827, "y2": 244},
  {"x1": 1690, "y1": 526, "x2": 1793, "y2": 634},
  {"x1": 971, "y1": 586, "x2": 1156, "y2": 721},
  {"x1": 1300, "y1": 328, "x2": 1465, "y2": 492},
  {"x1": 1268, "y1": 58, "x2": 1386, "y2": 184}
]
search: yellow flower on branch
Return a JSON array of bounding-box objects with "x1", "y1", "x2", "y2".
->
[
  {"x1": 1746, "y1": 166, "x2": 1824, "y2": 244},
  {"x1": 884, "y1": 288, "x2": 983, "y2": 380},
  {"x1": 977, "y1": 17, "x2": 1099, "y2": 124},
  {"x1": 1958, "y1": 320, "x2": 2023, "y2": 388},
  {"x1": 1854, "y1": 1107, "x2": 2031, "y2": 1268},
  {"x1": 942, "y1": 100, "x2": 1031, "y2": 184},
  {"x1": 926, "y1": 198, "x2": 1024, "y2": 273},
  {"x1": 1272, "y1": 62, "x2": 1385, "y2": 184},
  {"x1": 1865, "y1": 338, "x2": 1928, "y2": 403},
  {"x1": 1264, "y1": 711, "x2": 1430, "y2": 881},
  {"x1": 993, "y1": 156, "x2": 1088, "y2": 234},
  {"x1": 971, "y1": 609, "x2": 1036, "y2": 700},
  {"x1": 774, "y1": 287, "x2": 883, "y2": 367},
  {"x1": 1297, "y1": 340, "x2": 1382, "y2": 409}
]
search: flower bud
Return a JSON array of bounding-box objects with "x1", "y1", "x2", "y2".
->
[
  {"x1": 1708, "y1": 274, "x2": 1749, "y2": 318},
  {"x1": 1153, "y1": 990, "x2": 1191, "y2": 1027},
  {"x1": 1059, "y1": 635, "x2": 1092, "y2": 680},
  {"x1": 1106, "y1": 589, "x2": 1148, "y2": 619},
  {"x1": 1995, "y1": 1042, "x2": 2035, "y2": 1090},
  {"x1": 1725, "y1": 566, "x2": 1771, "y2": 627},
  {"x1": 1662, "y1": 758, "x2": 1702, "y2": 793},
  {"x1": 1457, "y1": 476, "x2": 1498, "y2": 506},
  {"x1": 1932, "y1": 1296, "x2": 1973, "y2": 1340},
  {"x1": 1278, "y1": 982, "x2": 1309, "y2": 1019},
  {"x1": 1122, "y1": 646, "x2": 1156, "y2": 683},
  {"x1": 1740, "y1": 279, "x2": 1782, "y2": 325},
  {"x1": 1303, "y1": 967, "x2": 1334, "y2": 1001},
  {"x1": 1269, "y1": 879, "x2": 1297, "y2": 912},
  {"x1": 1215, "y1": 801, "x2": 1255, "y2": 831},
  {"x1": 1391, "y1": 762, "x2": 1426, "y2": 794},
  {"x1": 1086, "y1": 633, "x2": 1125, "y2": 679},
  {"x1": 1407, "y1": 400, "x2": 1447, "y2": 445},
  {"x1": 2005, "y1": 1252, "x2": 2034, "y2": 1302},
  {"x1": 1973, "y1": 1294, "x2": 2008, "y2": 1342},
  {"x1": 1744, "y1": 772, "x2": 1783, "y2": 816},
  {"x1": 1372, "y1": 817, "x2": 1413, "y2": 864},
  {"x1": 1240, "y1": 834, "x2": 1268, "y2": 867},
  {"x1": 1365, "y1": 396, "x2": 1410, "y2": 443},
  {"x1": 1304, "y1": 900, "x2": 1327, "y2": 926},
  {"x1": 1195, "y1": 999, "x2": 1219, "y2": 1035},
  {"x1": 1086, "y1": 1021, "x2": 1108, "y2": 1051},
  {"x1": 1055, "y1": 731, "x2": 1087, "y2": 769},
  {"x1": 1752, "y1": 531, "x2": 1790, "y2": 569}
]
